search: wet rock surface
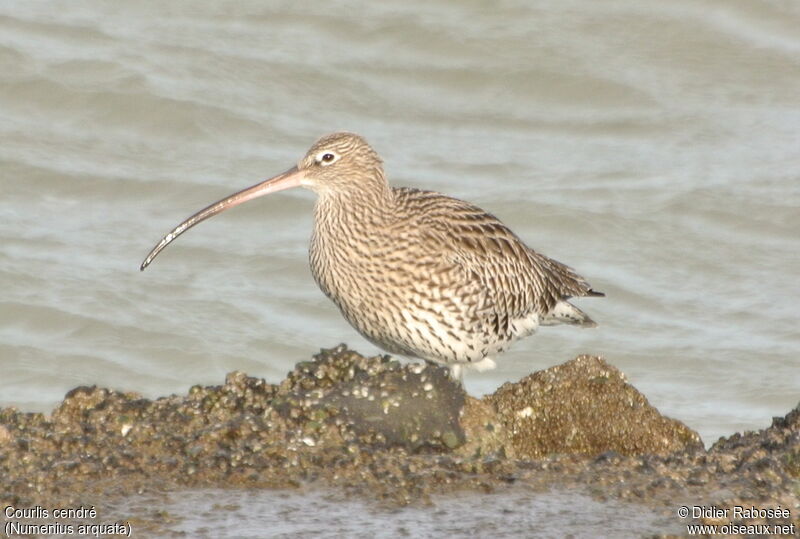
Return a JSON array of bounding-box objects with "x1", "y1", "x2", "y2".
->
[{"x1": 1, "y1": 345, "x2": 797, "y2": 536}]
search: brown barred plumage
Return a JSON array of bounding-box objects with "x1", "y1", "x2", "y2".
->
[{"x1": 141, "y1": 132, "x2": 604, "y2": 379}]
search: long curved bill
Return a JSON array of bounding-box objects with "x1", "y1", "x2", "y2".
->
[{"x1": 140, "y1": 166, "x2": 305, "y2": 271}]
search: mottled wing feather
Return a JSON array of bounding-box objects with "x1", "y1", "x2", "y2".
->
[{"x1": 394, "y1": 188, "x2": 598, "y2": 318}]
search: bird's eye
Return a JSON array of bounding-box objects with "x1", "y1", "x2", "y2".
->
[{"x1": 316, "y1": 151, "x2": 339, "y2": 166}]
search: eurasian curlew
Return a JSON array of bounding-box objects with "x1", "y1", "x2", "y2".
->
[{"x1": 141, "y1": 132, "x2": 604, "y2": 379}]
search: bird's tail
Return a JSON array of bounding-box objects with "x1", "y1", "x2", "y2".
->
[{"x1": 540, "y1": 300, "x2": 598, "y2": 328}]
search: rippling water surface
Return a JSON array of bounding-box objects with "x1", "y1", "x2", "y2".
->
[
  {"x1": 2, "y1": 0, "x2": 798, "y2": 455},
  {"x1": 138, "y1": 487, "x2": 680, "y2": 538}
]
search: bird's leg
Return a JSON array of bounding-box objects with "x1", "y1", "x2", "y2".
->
[{"x1": 448, "y1": 363, "x2": 464, "y2": 383}]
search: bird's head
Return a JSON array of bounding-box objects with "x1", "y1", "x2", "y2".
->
[
  {"x1": 297, "y1": 131, "x2": 385, "y2": 195},
  {"x1": 140, "y1": 131, "x2": 386, "y2": 270}
]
